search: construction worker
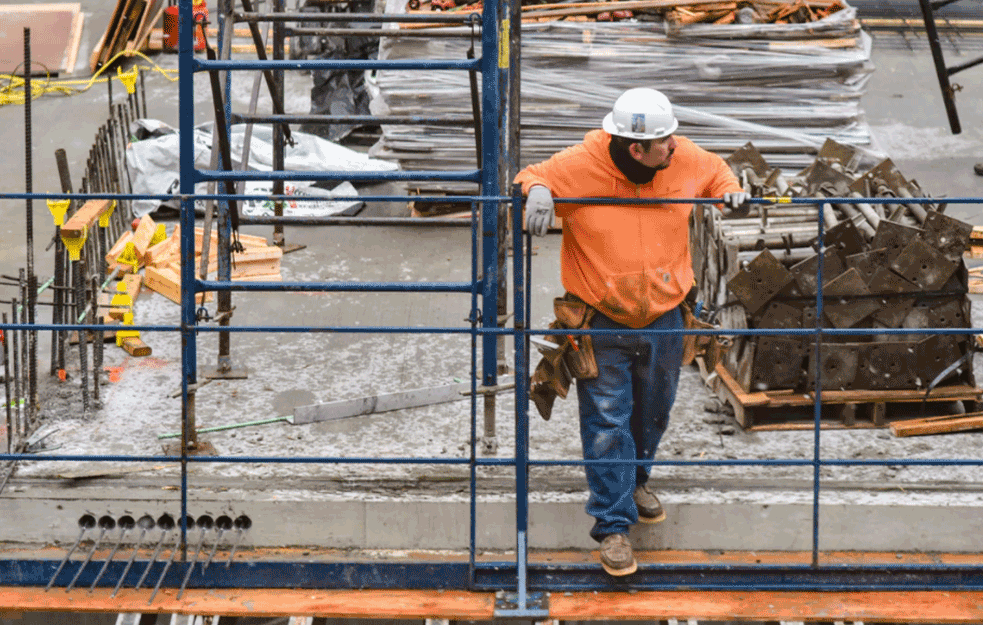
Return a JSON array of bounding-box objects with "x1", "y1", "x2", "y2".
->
[{"x1": 515, "y1": 87, "x2": 747, "y2": 577}]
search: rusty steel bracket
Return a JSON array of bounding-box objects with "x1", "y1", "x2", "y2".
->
[
  {"x1": 871, "y1": 219, "x2": 924, "y2": 263},
  {"x1": 823, "y1": 218, "x2": 865, "y2": 258},
  {"x1": 845, "y1": 248, "x2": 890, "y2": 285},
  {"x1": 755, "y1": 300, "x2": 804, "y2": 330},
  {"x1": 817, "y1": 137, "x2": 864, "y2": 173},
  {"x1": 725, "y1": 142, "x2": 771, "y2": 179},
  {"x1": 727, "y1": 249, "x2": 795, "y2": 315},
  {"x1": 890, "y1": 238, "x2": 958, "y2": 291},
  {"x1": 750, "y1": 336, "x2": 809, "y2": 391},
  {"x1": 809, "y1": 342, "x2": 861, "y2": 391},
  {"x1": 823, "y1": 268, "x2": 881, "y2": 328},
  {"x1": 922, "y1": 210, "x2": 974, "y2": 262},
  {"x1": 790, "y1": 247, "x2": 845, "y2": 297},
  {"x1": 857, "y1": 341, "x2": 920, "y2": 390}
]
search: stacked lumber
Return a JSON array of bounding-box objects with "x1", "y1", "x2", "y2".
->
[
  {"x1": 106, "y1": 217, "x2": 284, "y2": 306},
  {"x1": 412, "y1": 0, "x2": 846, "y2": 26},
  {"x1": 89, "y1": 0, "x2": 166, "y2": 71},
  {"x1": 373, "y1": 0, "x2": 873, "y2": 195},
  {"x1": 691, "y1": 140, "x2": 976, "y2": 400}
]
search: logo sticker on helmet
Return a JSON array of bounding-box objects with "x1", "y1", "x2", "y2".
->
[{"x1": 631, "y1": 114, "x2": 645, "y2": 134}]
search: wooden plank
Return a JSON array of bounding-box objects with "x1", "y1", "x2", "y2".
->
[
  {"x1": 131, "y1": 214, "x2": 157, "y2": 260},
  {"x1": 144, "y1": 234, "x2": 176, "y2": 267},
  {"x1": 131, "y1": 0, "x2": 166, "y2": 52},
  {"x1": 122, "y1": 273, "x2": 142, "y2": 300},
  {"x1": 0, "y1": 588, "x2": 496, "y2": 620},
  {"x1": 144, "y1": 265, "x2": 211, "y2": 305},
  {"x1": 120, "y1": 336, "x2": 152, "y2": 357},
  {"x1": 99, "y1": 0, "x2": 139, "y2": 68},
  {"x1": 714, "y1": 363, "x2": 770, "y2": 407},
  {"x1": 125, "y1": 0, "x2": 158, "y2": 52},
  {"x1": 64, "y1": 8, "x2": 85, "y2": 74},
  {"x1": 61, "y1": 199, "x2": 114, "y2": 239},
  {"x1": 105, "y1": 230, "x2": 133, "y2": 271},
  {"x1": 0, "y1": 4, "x2": 83, "y2": 76},
  {"x1": 890, "y1": 411, "x2": 983, "y2": 437},
  {"x1": 2, "y1": 586, "x2": 983, "y2": 622},
  {"x1": 90, "y1": 0, "x2": 129, "y2": 72}
]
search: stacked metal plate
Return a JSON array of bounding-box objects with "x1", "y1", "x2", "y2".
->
[{"x1": 694, "y1": 141, "x2": 976, "y2": 394}]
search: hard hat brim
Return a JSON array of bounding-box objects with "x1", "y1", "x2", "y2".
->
[{"x1": 602, "y1": 112, "x2": 678, "y2": 140}]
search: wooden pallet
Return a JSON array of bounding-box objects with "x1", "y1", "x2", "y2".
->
[{"x1": 701, "y1": 359, "x2": 983, "y2": 431}]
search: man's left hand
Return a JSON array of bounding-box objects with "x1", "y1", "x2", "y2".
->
[{"x1": 722, "y1": 191, "x2": 750, "y2": 217}]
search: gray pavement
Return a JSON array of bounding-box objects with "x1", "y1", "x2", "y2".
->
[{"x1": 1, "y1": 2, "x2": 983, "y2": 553}]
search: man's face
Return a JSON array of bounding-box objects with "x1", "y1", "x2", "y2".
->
[{"x1": 631, "y1": 135, "x2": 676, "y2": 171}]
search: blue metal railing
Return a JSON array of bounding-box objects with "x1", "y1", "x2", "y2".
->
[{"x1": 2, "y1": 0, "x2": 983, "y2": 609}]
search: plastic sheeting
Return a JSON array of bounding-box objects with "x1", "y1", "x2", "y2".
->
[
  {"x1": 370, "y1": 2, "x2": 878, "y2": 188},
  {"x1": 125, "y1": 121, "x2": 399, "y2": 217}
]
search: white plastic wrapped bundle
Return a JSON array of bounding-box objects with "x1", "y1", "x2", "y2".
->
[{"x1": 370, "y1": 2, "x2": 877, "y2": 187}]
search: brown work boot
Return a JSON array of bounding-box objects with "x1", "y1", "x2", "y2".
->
[
  {"x1": 634, "y1": 483, "x2": 667, "y2": 524},
  {"x1": 599, "y1": 533, "x2": 637, "y2": 576}
]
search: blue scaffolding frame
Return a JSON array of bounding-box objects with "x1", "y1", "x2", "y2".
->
[{"x1": 2, "y1": 0, "x2": 983, "y2": 615}]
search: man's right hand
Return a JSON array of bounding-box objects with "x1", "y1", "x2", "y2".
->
[{"x1": 525, "y1": 185, "x2": 555, "y2": 237}]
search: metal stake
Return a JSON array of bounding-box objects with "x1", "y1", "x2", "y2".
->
[
  {"x1": 45, "y1": 514, "x2": 96, "y2": 591},
  {"x1": 224, "y1": 515, "x2": 251, "y2": 568},
  {"x1": 134, "y1": 514, "x2": 176, "y2": 591},
  {"x1": 90, "y1": 515, "x2": 134, "y2": 592},
  {"x1": 202, "y1": 515, "x2": 233, "y2": 571},
  {"x1": 65, "y1": 515, "x2": 116, "y2": 593},
  {"x1": 112, "y1": 514, "x2": 155, "y2": 597},
  {"x1": 177, "y1": 515, "x2": 214, "y2": 598},
  {"x1": 149, "y1": 517, "x2": 192, "y2": 604}
]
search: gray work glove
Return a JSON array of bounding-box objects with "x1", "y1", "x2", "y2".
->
[
  {"x1": 722, "y1": 191, "x2": 750, "y2": 217},
  {"x1": 525, "y1": 185, "x2": 555, "y2": 236}
]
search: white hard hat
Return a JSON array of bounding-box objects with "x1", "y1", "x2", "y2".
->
[{"x1": 602, "y1": 88, "x2": 678, "y2": 140}]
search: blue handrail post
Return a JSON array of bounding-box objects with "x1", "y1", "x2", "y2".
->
[
  {"x1": 178, "y1": 0, "x2": 200, "y2": 555},
  {"x1": 480, "y1": 0, "x2": 501, "y2": 433}
]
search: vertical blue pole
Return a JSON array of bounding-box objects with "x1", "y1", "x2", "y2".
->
[
  {"x1": 512, "y1": 183, "x2": 530, "y2": 602},
  {"x1": 812, "y1": 204, "x2": 827, "y2": 567},
  {"x1": 480, "y1": 0, "x2": 500, "y2": 390},
  {"x1": 178, "y1": 0, "x2": 198, "y2": 553},
  {"x1": 469, "y1": 200, "x2": 480, "y2": 589}
]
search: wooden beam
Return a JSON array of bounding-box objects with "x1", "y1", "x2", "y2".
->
[
  {"x1": 144, "y1": 265, "x2": 211, "y2": 305},
  {"x1": 61, "y1": 199, "x2": 114, "y2": 239},
  {"x1": 2, "y1": 587, "x2": 983, "y2": 621},
  {"x1": 120, "y1": 336, "x2": 151, "y2": 357},
  {"x1": 890, "y1": 411, "x2": 983, "y2": 437}
]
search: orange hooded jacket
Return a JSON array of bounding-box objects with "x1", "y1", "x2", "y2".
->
[{"x1": 514, "y1": 129, "x2": 742, "y2": 328}]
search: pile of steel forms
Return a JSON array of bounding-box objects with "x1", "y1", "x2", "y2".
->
[
  {"x1": 371, "y1": 1, "x2": 873, "y2": 193},
  {"x1": 691, "y1": 140, "x2": 978, "y2": 427}
]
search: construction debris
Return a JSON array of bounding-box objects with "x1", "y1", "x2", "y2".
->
[
  {"x1": 889, "y1": 411, "x2": 983, "y2": 437},
  {"x1": 89, "y1": 0, "x2": 168, "y2": 71}
]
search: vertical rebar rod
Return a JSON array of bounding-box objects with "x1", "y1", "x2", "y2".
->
[
  {"x1": 140, "y1": 68, "x2": 147, "y2": 118},
  {"x1": 3, "y1": 313, "x2": 12, "y2": 454},
  {"x1": 74, "y1": 260, "x2": 89, "y2": 414},
  {"x1": 272, "y1": 0, "x2": 285, "y2": 247},
  {"x1": 53, "y1": 149, "x2": 74, "y2": 376},
  {"x1": 91, "y1": 277, "x2": 102, "y2": 405},
  {"x1": 19, "y1": 271, "x2": 33, "y2": 429},
  {"x1": 23, "y1": 28, "x2": 37, "y2": 425},
  {"x1": 10, "y1": 301, "x2": 21, "y2": 440}
]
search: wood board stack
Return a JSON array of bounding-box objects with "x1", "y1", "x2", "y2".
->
[
  {"x1": 373, "y1": 0, "x2": 874, "y2": 200},
  {"x1": 89, "y1": 0, "x2": 166, "y2": 71},
  {"x1": 106, "y1": 215, "x2": 283, "y2": 306},
  {"x1": 690, "y1": 140, "x2": 981, "y2": 430}
]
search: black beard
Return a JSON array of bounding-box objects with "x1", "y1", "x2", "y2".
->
[{"x1": 609, "y1": 140, "x2": 662, "y2": 185}]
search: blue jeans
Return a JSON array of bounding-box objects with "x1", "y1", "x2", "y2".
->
[{"x1": 576, "y1": 306, "x2": 684, "y2": 542}]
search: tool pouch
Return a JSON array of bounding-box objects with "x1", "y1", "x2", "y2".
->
[{"x1": 530, "y1": 294, "x2": 598, "y2": 421}]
